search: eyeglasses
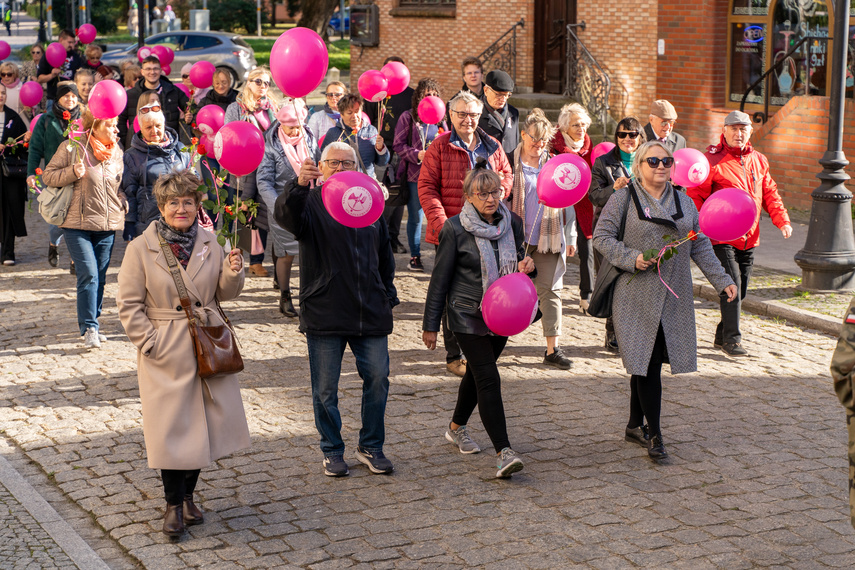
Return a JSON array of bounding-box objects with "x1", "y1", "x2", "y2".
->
[
  {"x1": 323, "y1": 159, "x2": 356, "y2": 169},
  {"x1": 251, "y1": 78, "x2": 270, "y2": 87},
  {"x1": 645, "y1": 156, "x2": 675, "y2": 168},
  {"x1": 181, "y1": 74, "x2": 189, "y2": 79},
  {"x1": 452, "y1": 110, "x2": 480, "y2": 120},
  {"x1": 487, "y1": 87, "x2": 512, "y2": 98},
  {"x1": 31, "y1": 51, "x2": 42, "y2": 56},
  {"x1": 524, "y1": 132, "x2": 548, "y2": 145},
  {"x1": 473, "y1": 189, "x2": 503, "y2": 201},
  {"x1": 616, "y1": 131, "x2": 640, "y2": 139},
  {"x1": 0, "y1": 72, "x2": 14, "y2": 78},
  {"x1": 464, "y1": 71, "x2": 482, "y2": 76},
  {"x1": 656, "y1": 119, "x2": 676, "y2": 127},
  {"x1": 141, "y1": 67, "x2": 160, "y2": 72},
  {"x1": 139, "y1": 104, "x2": 161, "y2": 114},
  {"x1": 164, "y1": 198, "x2": 197, "y2": 212},
  {"x1": 325, "y1": 92, "x2": 344, "y2": 98}
]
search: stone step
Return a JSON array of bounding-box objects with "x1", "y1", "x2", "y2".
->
[{"x1": 507, "y1": 93, "x2": 570, "y2": 110}]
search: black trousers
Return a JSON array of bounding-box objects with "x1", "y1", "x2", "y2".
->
[
  {"x1": 713, "y1": 245, "x2": 755, "y2": 345},
  {"x1": 161, "y1": 469, "x2": 201, "y2": 506},
  {"x1": 383, "y1": 204, "x2": 404, "y2": 242},
  {"x1": 434, "y1": 244, "x2": 462, "y2": 362},
  {"x1": 576, "y1": 220, "x2": 594, "y2": 301},
  {"x1": 453, "y1": 333, "x2": 510, "y2": 453},
  {"x1": 628, "y1": 323, "x2": 666, "y2": 436}
]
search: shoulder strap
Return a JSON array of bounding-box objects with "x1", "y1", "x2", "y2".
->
[
  {"x1": 157, "y1": 233, "x2": 197, "y2": 326},
  {"x1": 617, "y1": 189, "x2": 629, "y2": 242}
]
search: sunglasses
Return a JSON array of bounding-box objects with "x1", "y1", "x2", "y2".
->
[
  {"x1": 139, "y1": 104, "x2": 161, "y2": 114},
  {"x1": 616, "y1": 131, "x2": 640, "y2": 139},
  {"x1": 325, "y1": 92, "x2": 344, "y2": 98},
  {"x1": 645, "y1": 156, "x2": 675, "y2": 168},
  {"x1": 252, "y1": 78, "x2": 270, "y2": 87},
  {"x1": 31, "y1": 51, "x2": 42, "y2": 56},
  {"x1": 0, "y1": 72, "x2": 14, "y2": 78},
  {"x1": 181, "y1": 74, "x2": 189, "y2": 79}
]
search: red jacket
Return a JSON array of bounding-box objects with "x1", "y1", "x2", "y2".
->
[
  {"x1": 418, "y1": 128, "x2": 513, "y2": 245},
  {"x1": 686, "y1": 135, "x2": 790, "y2": 250},
  {"x1": 551, "y1": 131, "x2": 594, "y2": 238}
]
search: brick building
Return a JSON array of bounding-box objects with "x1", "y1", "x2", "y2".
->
[{"x1": 349, "y1": 0, "x2": 855, "y2": 211}]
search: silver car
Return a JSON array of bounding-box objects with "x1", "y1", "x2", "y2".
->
[{"x1": 100, "y1": 31, "x2": 256, "y2": 88}]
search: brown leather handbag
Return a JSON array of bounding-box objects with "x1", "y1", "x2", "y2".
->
[{"x1": 158, "y1": 235, "x2": 244, "y2": 379}]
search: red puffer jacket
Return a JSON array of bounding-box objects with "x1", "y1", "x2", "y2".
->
[
  {"x1": 686, "y1": 135, "x2": 790, "y2": 250},
  {"x1": 551, "y1": 131, "x2": 594, "y2": 238},
  {"x1": 418, "y1": 128, "x2": 513, "y2": 245}
]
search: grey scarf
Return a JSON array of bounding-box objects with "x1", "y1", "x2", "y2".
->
[
  {"x1": 156, "y1": 218, "x2": 198, "y2": 269},
  {"x1": 458, "y1": 201, "x2": 517, "y2": 295}
]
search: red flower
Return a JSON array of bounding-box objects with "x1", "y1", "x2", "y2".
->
[
  {"x1": 190, "y1": 89, "x2": 195, "y2": 96},
  {"x1": 224, "y1": 205, "x2": 234, "y2": 215},
  {"x1": 438, "y1": 128, "x2": 445, "y2": 134},
  {"x1": 23, "y1": 142, "x2": 29, "y2": 148},
  {"x1": 35, "y1": 168, "x2": 42, "y2": 175},
  {"x1": 197, "y1": 144, "x2": 207, "y2": 156},
  {"x1": 192, "y1": 123, "x2": 197, "y2": 129},
  {"x1": 62, "y1": 111, "x2": 70, "y2": 120},
  {"x1": 687, "y1": 230, "x2": 699, "y2": 241},
  {"x1": 191, "y1": 137, "x2": 199, "y2": 145}
]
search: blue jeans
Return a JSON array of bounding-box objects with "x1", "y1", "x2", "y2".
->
[
  {"x1": 49, "y1": 224, "x2": 63, "y2": 246},
  {"x1": 406, "y1": 181, "x2": 423, "y2": 258},
  {"x1": 62, "y1": 229, "x2": 115, "y2": 335},
  {"x1": 306, "y1": 334, "x2": 390, "y2": 457}
]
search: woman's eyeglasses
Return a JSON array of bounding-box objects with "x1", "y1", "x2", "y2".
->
[
  {"x1": 473, "y1": 189, "x2": 503, "y2": 201},
  {"x1": 616, "y1": 131, "x2": 640, "y2": 139},
  {"x1": 31, "y1": 51, "x2": 42, "y2": 56},
  {"x1": 325, "y1": 92, "x2": 344, "y2": 98},
  {"x1": 252, "y1": 78, "x2": 270, "y2": 87},
  {"x1": 181, "y1": 74, "x2": 190, "y2": 79},
  {"x1": 0, "y1": 72, "x2": 15, "y2": 78},
  {"x1": 645, "y1": 156, "x2": 675, "y2": 168},
  {"x1": 139, "y1": 104, "x2": 161, "y2": 114}
]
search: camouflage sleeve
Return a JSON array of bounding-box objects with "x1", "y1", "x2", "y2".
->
[{"x1": 831, "y1": 298, "x2": 855, "y2": 410}]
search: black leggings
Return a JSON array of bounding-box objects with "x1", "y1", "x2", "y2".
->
[
  {"x1": 161, "y1": 469, "x2": 201, "y2": 506},
  {"x1": 452, "y1": 333, "x2": 510, "y2": 453},
  {"x1": 628, "y1": 323, "x2": 666, "y2": 436}
]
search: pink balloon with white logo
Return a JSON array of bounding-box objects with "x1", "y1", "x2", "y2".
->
[
  {"x1": 591, "y1": 142, "x2": 615, "y2": 164},
  {"x1": 482, "y1": 273, "x2": 539, "y2": 336},
  {"x1": 196, "y1": 105, "x2": 225, "y2": 136},
  {"x1": 77, "y1": 24, "x2": 97, "y2": 44},
  {"x1": 46, "y1": 42, "x2": 67, "y2": 68},
  {"x1": 322, "y1": 171, "x2": 385, "y2": 228},
  {"x1": 537, "y1": 153, "x2": 592, "y2": 208},
  {"x1": 161, "y1": 64, "x2": 171, "y2": 76},
  {"x1": 137, "y1": 46, "x2": 152, "y2": 63},
  {"x1": 698, "y1": 187, "x2": 758, "y2": 242},
  {"x1": 358, "y1": 70, "x2": 388, "y2": 103},
  {"x1": 417, "y1": 96, "x2": 445, "y2": 125},
  {"x1": 19, "y1": 82, "x2": 43, "y2": 107},
  {"x1": 213, "y1": 122, "x2": 264, "y2": 177},
  {"x1": 381, "y1": 62, "x2": 410, "y2": 96},
  {"x1": 672, "y1": 148, "x2": 710, "y2": 187}
]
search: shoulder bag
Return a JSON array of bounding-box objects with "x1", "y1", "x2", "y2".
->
[
  {"x1": 587, "y1": 190, "x2": 630, "y2": 319},
  {"x1": 37, "y1": 183, "x2": 75, "y2": 225},
  {"x1": 158, "y1": 234, "x2": 244, "y2": 379}
]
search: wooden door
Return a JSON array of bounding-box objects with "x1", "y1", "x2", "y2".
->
[{"x1": 534, "y1": 0, "x2": 576, "y2": 93}]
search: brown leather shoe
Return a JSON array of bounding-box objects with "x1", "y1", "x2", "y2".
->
[
  {"x1": 247, "y1": 263, "x2": 269, "y2": 277},
  {"x1": 446, "y1": 359, "x2": 467, "y2": 377},
  {"x1": 163, "y1": 503, "x2": 185, "y2": 537},
  {"x1": 183, "y1": 495, "x2": 204, "y2": 525}
]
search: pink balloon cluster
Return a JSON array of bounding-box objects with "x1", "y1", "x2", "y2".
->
[
  {"x1": 358, "y1": 61, "x2": 411, "y2": 103},
  {"x1": 322, "y1": 171, "x2": 385, "y2": 228},
  {"x1": 698, "y1": 187, "x2": 758, "y2": 242},
  {"x1": 269, "y1": 27, "x2": 329, "y2": 98},
  {"x1": 536, "y1": 154, "x2": 592, "y2": 208},
  {"x1": 482, "y1": 273, "x2": 539, "y2": 336},
  {"x1": 213, "y1": 122, "x2": 265, "y2": 177}
]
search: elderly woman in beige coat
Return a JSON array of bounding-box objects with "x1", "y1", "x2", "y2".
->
[{"x1": 116, "y1": 170, "x2": 250, "y2": 538}]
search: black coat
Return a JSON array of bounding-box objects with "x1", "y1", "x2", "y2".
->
[
  {"x1": 643, "y1": 123, "x2": 687, "y2": 153},
  {"x1": 589, "y1": 147, "x2": 631, "y2": 232},
  {"x1": 118, "y1": 77, "x2": 190, "y2": 149},
  {"x1": 196, "y1": 89, "x2": 238, "y2": 114},
  {"x1": 478, "y1": 97, "x2": 519, "y2": 162},
  {"x1": 423, "y1": 209, "x2": 527, "y2": 337},
  {"x1": 273, "y1": 179, "x2": 399, "y2": 336},
  {"x1": 364, "y1": 87, "x2": 414, "y2": 150},
  {"x1": 0, "y1": 107, "x2": 30, "y2": 239}
]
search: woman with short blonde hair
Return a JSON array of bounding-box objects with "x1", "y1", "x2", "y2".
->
[{"x1": 0, "y1": 62, "x2": 28, "y2": 121}]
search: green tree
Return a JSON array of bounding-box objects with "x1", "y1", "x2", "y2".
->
[{"x1": 52, "y1": 0, "x2": 122, "y2": 35}]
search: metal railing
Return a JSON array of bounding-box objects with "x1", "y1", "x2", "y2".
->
[
  {"x1": 563, "y1": 22, "x2": 612, "y2": 138},
  {"x1": 477, "y1": 18, "x2": 525, "y2": 85},
  {"x1": 739, "y1": 35, "x2": 830, "y2": 124}
]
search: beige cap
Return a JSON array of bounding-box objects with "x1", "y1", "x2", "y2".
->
[{"x1": 650, "y1": 100, "x2": 677, "y2": 120}]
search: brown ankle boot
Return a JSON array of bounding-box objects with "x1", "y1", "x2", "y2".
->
[
  {"x1": 183, "y1": 495, "x2": 204, "y2": 525},
  {"x1": 163, "y1": 503, "x2": 185, "y2": 537}
]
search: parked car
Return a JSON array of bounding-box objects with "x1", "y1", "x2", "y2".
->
[
  {"x1": 100, "y1": 31, "x2": 256, "y2": 88},
  {"x1": 328, "y1": 7, "x2": 350, "y2": 37}
]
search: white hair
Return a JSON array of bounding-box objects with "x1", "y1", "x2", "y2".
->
[
  {"x1": 557, "y1": 103, "x2": 591, "y2": 132},
  {"x1": 449, "y1": 91, "x2": 483, "y2": 114},
  {"x1": 320, "y1": 141, "x2": 357, "y2": 163}
]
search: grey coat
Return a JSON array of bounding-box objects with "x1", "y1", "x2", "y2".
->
[{"x1": 592, "y1": 182, "x2": 734, "y2": 375}]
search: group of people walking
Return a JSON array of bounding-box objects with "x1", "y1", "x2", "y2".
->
[{"x1": 2, "y1": 45, "x2": 794, "y2": 539}]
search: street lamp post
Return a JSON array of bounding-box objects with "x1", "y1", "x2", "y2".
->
[
  {"x1": 794, "y1": 0, "x2": 855, "y2": 291},
  {"x1": 37, "y1": 0, "x2": 46, "y2": 43}
]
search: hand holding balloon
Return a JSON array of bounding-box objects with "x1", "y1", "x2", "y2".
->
[
  {"x1": 297, "y1": 159, "x2": 322, "y2": 186},
  {"x1": 517, "y1": 256, "x2": 535, "y2": 274}
]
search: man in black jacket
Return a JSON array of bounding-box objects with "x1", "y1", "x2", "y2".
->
[
  {"x1": 478, "y1": 70, "x2": 519, "y2": 162},
  {"x1": 643, "y1": 100, "x2": 687, "y2": 153},
  {"x1": 273, "y1": 141, "x2": 399, "y2": 479},
  {"x1": 118, "y1": 56, "x2": 189, "y2": 148},
  {"x1": 37, "y1": 29, "x2": 85, "y2": 106}
]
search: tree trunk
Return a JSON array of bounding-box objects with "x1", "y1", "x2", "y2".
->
[{"x1": 296, "y1": 0, "x2": 339, "y2": 40}]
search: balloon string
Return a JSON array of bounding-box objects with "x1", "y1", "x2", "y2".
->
[
  {"x1": 419, "y1": 122, "x2": 426, "y2": 151},
  {"x1": 525, "y1": 202, "x2": 545, "y2": 252},
  {"x1": 201, "y1": 158, "x2": 221, "y2": 224},
  {"x1": 292, "y1": 98, "x2": 315, "y2": 189}
]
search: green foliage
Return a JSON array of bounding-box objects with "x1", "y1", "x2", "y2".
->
[
  {"x1": 50, "y1": 0, "x2": 122, "y2": 35},
  {"x1": 208, "y1": 0, "x2": 269, "y2": 34}
]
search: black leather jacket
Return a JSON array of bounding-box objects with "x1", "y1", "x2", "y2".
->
[
  {"x1": 423, "y1": 208, "x2": 529, "y2": 336},
  {"x1": 589, "y1": 148, "x2": 630, "y2": 230}
]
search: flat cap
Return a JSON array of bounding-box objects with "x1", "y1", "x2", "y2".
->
[
  {"x1": 724, "y1": 110, "x2": 752, "y2": 126},
  {"x1": 485, "y1": 70, "x2": 514, "y2": 92},
  {"x1": 650, "y1": 100, "x2": 677, "y2": 120}
]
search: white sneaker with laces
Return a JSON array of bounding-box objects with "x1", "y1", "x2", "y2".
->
[{"x1": 83, "y1": 327, "x2": 101, "y2": 349}]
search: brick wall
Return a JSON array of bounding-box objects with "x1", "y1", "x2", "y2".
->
[{"x1": 349, "y1": 1, "x2": 535, "y2": 102}]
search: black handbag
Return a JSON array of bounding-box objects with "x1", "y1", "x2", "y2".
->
[
  {"x1": 587, "y1": 193, "x2": 629, "y2": 319},
  {"x1": 1, "y1": 156, "x2": 27, "y2": 178},
  {"x1": 383, "y1": 155, "x2": 409, "y2": 207}
]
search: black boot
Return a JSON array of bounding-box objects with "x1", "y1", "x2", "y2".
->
[
  {"x1": 48, "y1": 244, "x2": 58, "y2": 267},
  {"x1": 279, "y1": 289, "x2": 297, "y2": 317},
  {"x1": 163, "y1": 503, "x2": 185, "y2": 537}
]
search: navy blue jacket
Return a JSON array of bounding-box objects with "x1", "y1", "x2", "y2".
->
[{"x1": 319, "y1": 120, "x2": 389, "y2": 179}]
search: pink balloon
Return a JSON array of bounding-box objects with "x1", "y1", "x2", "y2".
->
[
  {"x1": 357, "y1": 70, "x2": 388, "y2": 103},
  {"x1": 361, "y1": 111, "x2": 371, "y2": 126},
  {"x1": 29, "y1": 113, "x2": 43, "y2": 132},
  {"x1": 161, "y1": 64, "x2": 171, "y2": 76},
  {"x1": 698, "y1": 187, "x2": 758, "y2": 242},
  {"x1": 137, "y1": 46, "x2": 152, "y2": 63},
  {"x1": 417, "y1": 96, "x2": 445, "y2": 125},
  {"x1": 318, "y1": 134, "x2": 325, "y2": 147},
  {"x1": 46, "y1": 42, "x2": 67, "y2": 68},
  {"x1": 189, "y1": 61, "x2": 215, "y2": 89},
  {"x1": 536, "y1": 153, "x2": 592, "y2": 208},
  {"x1": 133, "y1": 116, "x2": 140, "y2": 133},
  {"x1": 87, "y1": 80, "x2": 127, "y2": 120},
  {"x1": 175, "y1": 83, "x2": 191, "y2": 98},
  {"x1": 672, "y1": 148, "x2": 711, "y2": 187},
  {"x1": 196, "y1": 104, "x2": 225, "y2": 136},
  {"x1": 381, "y1": 62, "x2": 410, "y2": 96},
  {"x1": 482, "y1": 273, "x2": 539, "y2": 337},
  {"x1": 162, "y1": 47, "x2": 175, "y2": 66},
  {"x1": 213, "y1": 122, "x2": 265, "y2": 177},
  {"x1": 270, "y1": 27, "x2": 329, "y2": 98},
  {"x1": 591, "y1": 142, "x2": 615, "y2": 164},
  {"x1": 0, "y1": 41, "x2": 10, "y2": 61},
  {"x1": 77, "y1": 23, "x2": 97, "y2": 44},
  {"x1": 19, "y1": 81, "x2": 43, "y2": 107},
  {"x1": 150, "y1": 45, "x2": 168, "y2": 64},
  {"x1": 322, "y1": 171, "x2": 385, "y2": 228},
  {"x1": 199, "y1": 134, "x2": 212, "y2": 149}
]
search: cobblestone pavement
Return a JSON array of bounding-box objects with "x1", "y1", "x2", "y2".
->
[
  {"x1": 0, "y1": 481, "x2": 76, "y2": 569},
  {"x1": 1, "y1": 208, "x2": 855, "y2": 568}
]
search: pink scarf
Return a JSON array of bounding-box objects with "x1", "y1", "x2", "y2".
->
[
  {"x1": 253, "y1": 109, "x2": 270, "y2": 131},
  {"x1": 277, "y1": 126, "x2": 308, "y2": 175},
  {"x1": 3, "y1": 78, "x2": 21, "y2": 90}
]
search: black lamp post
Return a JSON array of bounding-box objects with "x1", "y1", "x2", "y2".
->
[
  {"x1": 37, "y1": 0, "x2": 46, "y2": 43},
  {"x1": 794, "y1": 0, "x2": 855, "y2": 291}
]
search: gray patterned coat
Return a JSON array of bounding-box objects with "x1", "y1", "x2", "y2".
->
[{"x1": 592, "y1": 182, "x2": 734, "y2": 375}]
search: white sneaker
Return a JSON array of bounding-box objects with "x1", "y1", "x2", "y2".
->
[
  {"x1": 83, "y1": 327, "x2": 101, "y2": 349},
  {"x1": 97, "y1": 333, "x2": 107, "y2": 342}
]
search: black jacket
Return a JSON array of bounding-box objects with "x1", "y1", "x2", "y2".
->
[
  {"x1": 273, "y1": 179, "x2": 399, "y2": 336},
  {"x1": 589, "y1": 147, "x2": 630, "y2": 231},
  {"x1": 643, "y1": 123, "x2": 687, "y2": 153},
  {"x1": 118, "y1": 77, "x2": 190, "y2": 149},
  {"x1": 478, "y1": 97, "x2": 519, "y2": 162},
  {"x1": 423, "y1": 209, "x2": 528, "y2": 336},
  {"x1": 197, "y1": 88, "x2": 238, "y2": 113},
  {"x1": 364, "y1": 87, "x2": 414, "y2": 150}
]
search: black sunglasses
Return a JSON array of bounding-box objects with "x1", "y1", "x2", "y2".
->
[
  {"x1": 645, "y1": 156, "x2": 675, "y2": 168},
  {"x1": 181, "y1": 74, "x2": 189, "y2": 79},
  {"x1": 252, "y1": 78, "x2": 270, "y2": 87},
  {"x1": 616, "y1": 131, "x2": 640, "y2": 139},
  {"x1": 0, "y1": 72, "x2": 14, "y2": 78}
]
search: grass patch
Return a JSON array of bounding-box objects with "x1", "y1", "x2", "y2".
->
[{"x1": 244, "y1": 38, "x2": 349, "y2": 70}]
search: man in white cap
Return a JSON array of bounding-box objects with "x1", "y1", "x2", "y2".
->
[
  {"x1": 687, "y1": 110, "x2": 792, "y2": 357},
  {"x1": 643, "y1": 100, "x2": 686, "y2": 153}
]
